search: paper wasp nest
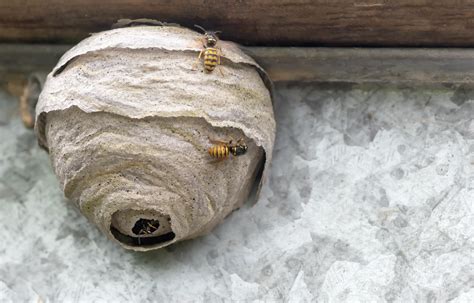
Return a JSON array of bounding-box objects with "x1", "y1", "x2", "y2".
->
[{"x1": 35, "y1": 26, "x2": 275, "y2": 251}]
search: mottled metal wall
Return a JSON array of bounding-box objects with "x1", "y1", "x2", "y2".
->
[{"x1": 0, "y1": 83, "x2": 472, "y2": 301}]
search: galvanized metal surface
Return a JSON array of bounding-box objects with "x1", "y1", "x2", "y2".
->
[{"x1": 0, "y1": 82, "x2": 472, "y2": 301}]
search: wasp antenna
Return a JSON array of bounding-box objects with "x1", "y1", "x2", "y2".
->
[
  {"x1": 214, "y1": 31, "x2": 222, "y2": 35},
  {"x1": 194, "y1": 24, "x2": 207, "y2": 33}
]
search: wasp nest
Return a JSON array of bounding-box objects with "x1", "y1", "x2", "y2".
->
[{"x1": 35, "y1": 25, "x2": 275, "y2": 251}]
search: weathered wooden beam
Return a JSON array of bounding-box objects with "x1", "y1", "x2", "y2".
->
[
  {"x1": 2, "y1": 1, "x2": 474, "y2": 46},
  {"x1": 244, "y1": 47, "x2": 474, "y2": 84},
  {"x1": 4, "y1": 44, "x2": 474, "y2": 98},
  {"x1": 1, "y1": 44, "x2": 68, "y2": 96}
]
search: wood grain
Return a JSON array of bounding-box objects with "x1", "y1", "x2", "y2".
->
[
  {"x1": 5, "y1": 44, "x2": 474, "y2": 96},
  {"x1": 1, "y1": 1, "x2": 474, "y2": 46},
  {"x1": 244, "y1": 47, "x2": 474, "y2": 84}
]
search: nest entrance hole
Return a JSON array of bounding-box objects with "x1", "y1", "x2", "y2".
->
[{"x1": 110, "y1": 211, "x2": 176, "y2": 247}]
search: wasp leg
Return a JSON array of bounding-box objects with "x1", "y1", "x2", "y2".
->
[
  {"x1": 147, "y1": 222, "x2": 159, "y2": 232},
  {"x1": 192, "y1": 36, "x2": 208, "y2": 70},
  {"x1": 217, "y1": 64, "x2": 224, "y2": 76},
  {"x1": 192, "y1": 50, "x2": 204, "y2": 71}
]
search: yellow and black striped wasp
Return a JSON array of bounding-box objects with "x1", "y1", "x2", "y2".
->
[
  {"x1": 208, "y1": 138, "x2": 248, "y2": 161},
  {"x1": 194, "y1": 25, "x2": 224, "y2": 75}
]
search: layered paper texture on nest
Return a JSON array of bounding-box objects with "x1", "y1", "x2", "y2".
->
[{"x1": 35, "y1": 26, "x2": 275, "y2": 251}]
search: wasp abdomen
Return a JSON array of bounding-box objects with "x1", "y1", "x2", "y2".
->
[
  {"x1": 208, "y1": 144, "x2": 229, "y2": 159},
  {"x1": 204, "y1": 48, "x2": 219, "y2": 71}
]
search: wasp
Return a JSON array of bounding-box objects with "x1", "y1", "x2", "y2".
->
[
  {"x1": 208, "y1": 138, "x2": 248, "y2": 160},
  {"x1": 132, "y1": 218, "x2": 161, "y2": 245},
  {"x1": 132, "y1": 218, "x2": 160, "y2": 236},
  {"x1": 194, "y1": 25, "x2": 223, "y2": 74}
]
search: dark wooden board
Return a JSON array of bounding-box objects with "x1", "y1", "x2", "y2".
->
[
  {"x1": 2, "y1": 1, "x2": 474, "y2": 46},
  {"x1": 4, "y1": 44, "x2": 474, "y2": 97},
  {"x1": 0, "y1": 44, "x2": 68, "y2": 96},
  {"x1": 244, "y1": 47, "x2": 474, "y2": 84}
]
